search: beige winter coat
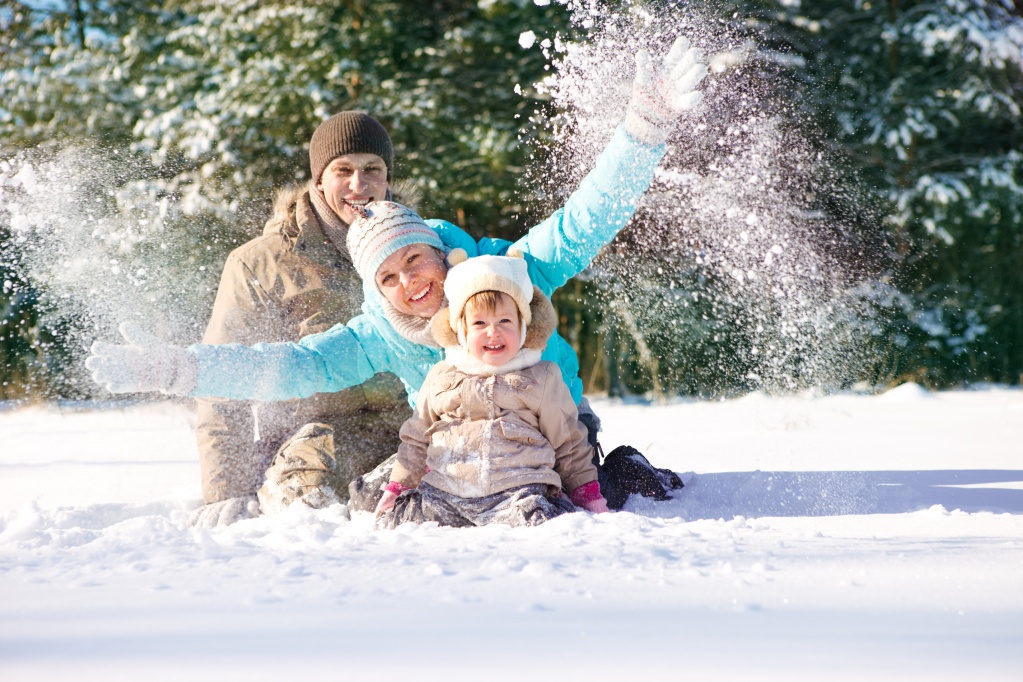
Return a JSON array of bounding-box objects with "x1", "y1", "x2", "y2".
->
[
  {"x1": 389, "y1": 289, "x2": 597, "y2": 498},
  {"x1": 195, "y1": 184, "x2": 410, "y2": 503}
]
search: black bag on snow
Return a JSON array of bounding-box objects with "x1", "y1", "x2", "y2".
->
[{"x1": 596, "y1": 445, "x2": 685, "y2": 511}]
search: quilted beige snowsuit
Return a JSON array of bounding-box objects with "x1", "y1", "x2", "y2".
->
[{"x1": 389, "y1": 287, "x2": 597, "y2": 500}]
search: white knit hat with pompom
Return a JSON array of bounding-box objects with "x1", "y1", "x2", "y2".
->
[{"x1": 443, "y1": 248, "x2": 533, "y2": 334}]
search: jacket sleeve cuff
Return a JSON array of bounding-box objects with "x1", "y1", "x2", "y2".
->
[{"x1": 620, "y1": 123, "x2": 669, "y2": 156}]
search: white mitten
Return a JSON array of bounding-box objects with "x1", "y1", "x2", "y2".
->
[
  {"x1": 624, "y1": 34, "x2": 709, "y2": 146},
  {"x1": 86, "y1": 322, "x2": 197, "y2": 395},
  {"x1": 189, "y1": 495, "x2": 260, "y2": 529}
]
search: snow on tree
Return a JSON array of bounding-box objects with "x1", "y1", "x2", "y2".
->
[{"x1": 739, "y1": 0, "x2": 1023, "y2": 385}]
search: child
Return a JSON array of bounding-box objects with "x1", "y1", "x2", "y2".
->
[{"x1": 376, "y1": 251, "x2": 611, "y2": 528}]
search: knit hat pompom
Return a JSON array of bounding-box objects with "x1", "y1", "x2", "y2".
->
[
  {"x1": 446, "y1": 248, "x2": 469, "y2": 267},
  {"x1": 444, "y1": 253, "x2": 534, "y2": 335},
  {"x1": 309, "y1": 111, "x2": 394, "y2": 183},
  {"x1": 346, "y1": 201, "x2": 446, "y2": 285}
]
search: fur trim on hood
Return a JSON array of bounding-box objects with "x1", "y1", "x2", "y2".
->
[
  {"x1": 429, "y1": 285, "x2": 556, "y2": 353},
  {"x1": 261, "y1": 178, "x2": 423, "y2": 240}
]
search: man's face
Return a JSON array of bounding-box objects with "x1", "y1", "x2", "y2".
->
[
  {"x1": 316, "y1": 153, "x2": 389, "y2": 225},
  {"x1": 374, "y1": 244, "x2": 448, "y2": 318}
]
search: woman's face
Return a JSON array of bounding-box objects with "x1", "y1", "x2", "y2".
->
[{"x1": 374, "y1": 244, "x2": 448, "y2": 318}]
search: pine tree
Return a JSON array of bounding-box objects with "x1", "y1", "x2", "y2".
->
[
  {"x1": 742, "y1": 0, "x2": 1023, "y2": 385},
  {"x1": 117, "y1": 0, "x2": 570, "y2": 233}
]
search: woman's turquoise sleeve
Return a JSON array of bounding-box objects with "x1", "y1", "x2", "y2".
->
[{"x1": 510, "y1": 125, "x2": 666, "y2": 294}]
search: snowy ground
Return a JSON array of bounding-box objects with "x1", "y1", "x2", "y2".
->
[{"x1": 1, "y1": 385, "x2": 1021, "y2": 681}]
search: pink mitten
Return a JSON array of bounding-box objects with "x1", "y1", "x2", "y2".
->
[
  {"x1": 375, "y1": 481, "x2": 410, "y2": 517},
  {"x1": 570, "y1": 480, "x2": 611, "y2": 514},
  {"x1": 374, "y1": 490, "x2": 398, "y2": 517}
]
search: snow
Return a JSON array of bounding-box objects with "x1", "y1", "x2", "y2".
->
[
  {"x1": 519, "y1": 30, "x2": 537, "y2": 49},
  {"x1": 1, "y1": 387, "x2": 1021, "y2": 680}
]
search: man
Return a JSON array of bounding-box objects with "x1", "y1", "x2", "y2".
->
[{"x1": 191, "y1": 112, "x2": 414, "y2": 528}]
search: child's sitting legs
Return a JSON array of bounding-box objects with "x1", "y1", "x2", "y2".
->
[{"x1": 380, "y1": 482, "x2": 575, "y2": 529}]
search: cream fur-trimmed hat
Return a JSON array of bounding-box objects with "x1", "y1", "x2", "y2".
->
[
  {"x1": 430, "y1": 251, "x2": 556, "y2": 353},
  {"x1": 444, "y1": 249, "x2": 534, "y2": 331}
]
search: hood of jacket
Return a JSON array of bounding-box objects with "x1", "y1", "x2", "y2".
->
[
  {"x1": 429, "y1": 285, "x2": 556, "y2": 353},
  {"x1": 427, "y1": 285, "x2": 557, "y2": 377}
]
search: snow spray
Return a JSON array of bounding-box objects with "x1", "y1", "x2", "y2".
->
[
  {"x1": 0, "y1": 143, "x2": 250, "y2": 396},
  {"x1": 522, "y1": 0, "x2": 892, "y2": 396}
]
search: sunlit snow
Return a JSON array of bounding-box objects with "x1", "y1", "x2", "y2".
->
[{"x1": 1, "y1": 387, "x2": 1021, "y2": 680}]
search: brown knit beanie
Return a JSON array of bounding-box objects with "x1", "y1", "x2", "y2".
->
[{"x1": 309, "y1": 111, "x2": 394, "y2": 183}]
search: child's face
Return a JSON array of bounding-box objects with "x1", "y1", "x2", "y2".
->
[{"x1": 464, "y1": 294, "x2": 522, "y2": 367}]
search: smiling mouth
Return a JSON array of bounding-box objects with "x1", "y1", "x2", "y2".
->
[
  {"x1": 408, "y1": 283, "x2": 432, "y2": 303},
  {"x1": 342, "y1": 198, "x2": 372, "y2": 209},
  {"x1": 484, "y1": 344, "x2": 505, "y2": 351}
]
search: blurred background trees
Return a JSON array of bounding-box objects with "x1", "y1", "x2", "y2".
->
[{"x1": 1, "y1": 0, "x2": 1020, "y2": 401}]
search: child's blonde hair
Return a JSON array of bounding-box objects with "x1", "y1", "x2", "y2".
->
[{"x1": 460, "y1": 290, "x2": 519, "y2": 335}]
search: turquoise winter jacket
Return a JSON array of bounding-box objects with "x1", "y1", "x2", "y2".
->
[{"x1": 189, "y1": 125, "x2": 665, "y2": 406}]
